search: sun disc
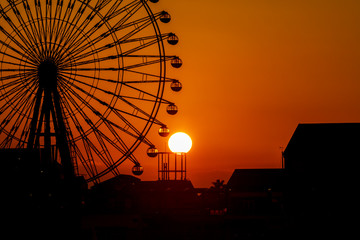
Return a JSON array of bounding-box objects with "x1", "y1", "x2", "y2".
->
[{"x1": 168, "y1": 132, "x2": 192, "y2": 153}]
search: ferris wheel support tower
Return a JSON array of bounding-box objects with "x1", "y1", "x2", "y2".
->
[{"x1": 27, "y1": 58, "x2": 74, "y2": 180}]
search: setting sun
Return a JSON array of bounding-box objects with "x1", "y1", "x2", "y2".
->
[{"x1": 168, "y1": 132, "x2": 192, "y2": 153}]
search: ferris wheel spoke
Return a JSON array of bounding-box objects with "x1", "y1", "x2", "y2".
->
[
  {"x1": 116, "y1": 98, "x2": 166, "y2": 125},
  {"x1": 35, "y1": 0, "x2": 52, "y2": 55},
  {"x1": 72, "y1": 143, "x2": 99, "y2": 182},
  {"x1": 81, "y1": 131, "x2": 121, "y2": 177},
  {"x1": 93, "y1": 0, "x2": 114, "y2": 10},
  {"x1": 0, "y1": 39, "x2": 38, "y2": 66},
  {"x1": 44, "y1": 0, "x2": 54, "y2": 56},
  {"x1": 59, "y1": 69, "x2": 172, "y2": 87},
  {"x1": 67, "y1": 32, "x2": 171, "y2": 63},
  {"x1": 62, "y1": 0, "x2": 142, "y2": 59},
  {"x1": 63, "y1": 72, "x2": 163, "y2": 124},
  {"x1": 63, "y1": 69, "x2": 168, "y2": 106},
  {"x1": 60, "y1": 71, "x2": 117, "y2": 84},
  {"x1": 6, "y1": 1, "x2": 40, "y2": 54},
  {"x1": 0, "y1": 70, "x2": 33, "y2": 85},
  {"x1": 0, "y1": 70, "x2": 36, "y2": 83},
  {"x1": 20, "y1": 1, "x2": 46, "y2": 58},
  {"x1": 64, "y1": 7, "x2": 157, "y2": 62},
  {"x1": 0, "y1": 78, "x2": 37, "y2": 136},
  {"x1": 60, "y1": 31, "x2": 173, "y2": 65},
  {"x1": 75, "y1": 146, "x2": 101, "y2": 183},
  {"x1": 110, "y1": 107, "x2": 155, "y2": 139},
  {"x1": 60, "y1": 53, "x2": 163, "y2": 69},
  {"x1": 59, "y1": 76, "x2": 151, "y2": 144},
  {"x1": 69, "y1": 15, "x2": 154, "y2": 62},
  {"x1": 48, "y1": 0, "x2": 64, "y2": 47},
  {"x1": 0, "y1": 73, "x2": 37, "y2": 103},
  {"x1": 59, "y1": 83, "x2": 131, "y2": 177},
  {"x1": 2, "y1": 79, "x2": 37, "y2": 116},
  {"x1": 59, "y1": 75, "x2": 112, "y2": 110},
  {"x1": 92, "y1": 130, "x2": 121, "y2": 176},
  {"x1": 55, "y1": 0, "x2": 109, "y2": 55},
  {"x1": 94, "y1": 123, "x2": 134, "y2": 159},
  {"x1": 16, "y1": 113, "x2": 33, "y2": 148},
  {"x1": 120, "y1": 38, "x2": 164, "y2": 56},
  {"x1": 49, "y1": 1, "x2": 71, "y2": 57},
  {"x1": 124, "y1": 57, "x2": 164, "y2": 70},
  {"x1": 124, "y1": 68, "x2": 177, "y2": 82},
  {"x1": 111, "y1": 11, "x2": 164, "y2": 41},
  {"x1": 103, "y1": 0, "x2": 142, "y2": 24},
  {"x1": 121, "y1": 81, "x2": 164, "y2": 102},
  {"x1": 59, "y1": 71, "x2": 165, "y2": 125},
  {"x1": 49, "y1": 0, "x2": 78, "y2": 56},
  {"x1": 0, "y1": 7, "x2": 40, "y2": 63},
  {"x1": 0, "y1": 88, "x2": 34, "y2": 134},
  {"x1": 59, "y1": 89, "x2": 99, "y2": 144},
  {"x1": 60, "y1": 82, "x2": 135, "y2": 159},
  {"x1": 78, "y1": 133, "x2": 119, "y2": 178},
  {"x1": 65, "y1": 55, "x2": 166, "y2": 71},
  {"x1": 46, "y1": 0, "x2": 55, "y2": 42},
  {"x1": 57, "y1": 1, "x2": 89, "y2": 53},
  {"x1": 0, "y1": 82, "x2": 37, "y2": 148},
  {"x1": 0, "y1": 59, "x2": 37, "y2": 69},
  {"x1": 119, "y1": 33, "x2": 174, "y2": 45}
]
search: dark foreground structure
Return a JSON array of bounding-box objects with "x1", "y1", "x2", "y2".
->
[
  {"x1": 283, "y1": 123, "x2": 359, "y2": 239},
  {"x1": 1, "y1": 123, "x2": 359, "y2": 239}
]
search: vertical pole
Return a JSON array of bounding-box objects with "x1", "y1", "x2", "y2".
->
[
  {"x1": 184, "y1": 153, "x2": 186, "y2": 180},
  {"x1": 161, "y1": 154, "x2": 164, "y2": 180},
  {"x1": 158, "y1": 153, "x2": 160, "y2": 180},
  {"x1": 167, "y1": 152, "x2": 170, "y2": 180},
  {"x1": 174, "y1": 153, "x2": 177, "y2": 180}
]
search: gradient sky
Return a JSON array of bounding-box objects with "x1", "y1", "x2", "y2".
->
[{"x1": 120, "y1": 0, "x2": 360, "y2": 187}]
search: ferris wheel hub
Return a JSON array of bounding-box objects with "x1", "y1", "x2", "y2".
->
[{"x1": 38, "y1": 59, "x2": 58, "y2": 90}]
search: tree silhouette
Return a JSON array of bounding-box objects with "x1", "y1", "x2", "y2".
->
[{"x1": 211, "y1": 179, "x2": 225, "y2": 191}]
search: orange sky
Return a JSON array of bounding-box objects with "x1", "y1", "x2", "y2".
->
[
  {"x1": 123, "y1": 0, "x2": 360, "y2": 187},
  {"x1": 2, "y1": 0, "x2": 358, "y2": 188}
]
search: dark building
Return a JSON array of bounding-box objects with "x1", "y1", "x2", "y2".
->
[
  {"x1": 88, "y1": 174, "x2": 141, "y2": 214},
  {"x1": 84, "y1": 177, "x2": 204, "y2": 239},
  {"x1": 1, "y1": 148, "x2": 87, "y2": 239},
  {"x1": 1, "y1": 148, "x2": 62, "y2": 209},
  {"x1": 227, "y1": 169, "x2": 285, "y2": 216},
  {"x1": 226, "y1": 169, "x2": 287, "y2": 238},
  {"x1": 88, "y1": 176, "x2": 200, "y2": 215},
  {"x1": 283, "y1": 123, "x2": 359, "y2": 238}
]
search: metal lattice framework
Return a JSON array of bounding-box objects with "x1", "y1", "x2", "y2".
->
[{"x1": 0, "y1": 0, "x2": 182, "y2": 184}]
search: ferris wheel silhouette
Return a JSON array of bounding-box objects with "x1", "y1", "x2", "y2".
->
[{"x1": 0, "y1": 0, "x2": 182, "y2": 184}]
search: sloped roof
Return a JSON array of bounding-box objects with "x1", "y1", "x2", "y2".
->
[
  {"x1": 285, "y1": 123, "x2": 360, "y2": 152},
  {"x1": 283, "y1": 123, "x2": 360, "y2": 168}
]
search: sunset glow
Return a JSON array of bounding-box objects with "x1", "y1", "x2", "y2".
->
[
  {"x1": 1, "y1": 0, "x2": 360, "y2": 189},
  {"x1": 143, "y1": 0, "x2": 360, "y2": 187},
  {"x1": 168, "y1": 132, "x2": 192, "y2": 153}
]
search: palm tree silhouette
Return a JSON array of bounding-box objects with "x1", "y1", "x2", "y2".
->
[{"x1": 211, "y1": 179, "x2": 225, "y2": 190}]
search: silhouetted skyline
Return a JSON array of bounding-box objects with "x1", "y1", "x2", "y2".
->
[{"x1": 139, "y1": 0, "x2": 360, "y2": 187}]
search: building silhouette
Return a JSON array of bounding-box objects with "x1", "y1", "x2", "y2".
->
[
  {"x1": 283, "y1": 123, "x2": 359, "y2": 238},
  {"x1": 227, "y1": 169, "x2": 285, "y2": 216},
  {"x1": 2, "y1": 123, "x2": 358, "y2": 239}
]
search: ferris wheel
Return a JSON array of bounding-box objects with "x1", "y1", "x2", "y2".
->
[{"x1": 0, "y1": 0, "x2": 182, "y2": 184}]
